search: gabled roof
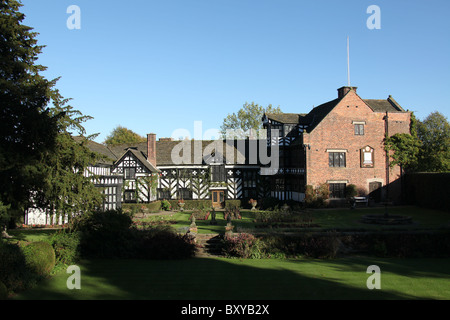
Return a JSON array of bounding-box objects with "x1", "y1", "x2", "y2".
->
[
  {"x1": 302, "y1": 98, "x2": 342, "y2": 133},
  {"x1": 113, "y1": 148, "x2": 159, "y2": 173},
  {"x1": 85, "y1": 139, "x2": 267, "y2": 167},
  {"x1": 265, "y1": 89, "x2": 407, "y2": 134},
  {"x1": 73, "y1": 136, "x2": 117, "y2": 165},
  {"x1": 154, "y1": 139, "x2": 259, "y2": 166},
  {"x1": 264, "y1": 113, "x2": 307, "y2": 124}
]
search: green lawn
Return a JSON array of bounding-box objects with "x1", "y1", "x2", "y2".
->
[
  {"x1": 13, "y1": 256, "x2": 450, "y2": 300},
  {"x1": 6, "y1": 205, "x2": 450, "y2": 300},
  {"x1": 139, "y1": 205, "x2": 450, "y2": 234}
]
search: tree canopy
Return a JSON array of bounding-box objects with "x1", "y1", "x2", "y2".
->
[
  {"x1": 0, "y1": 0, "x2": 58, "y2": 214},
  {"x1": 416, "y1": 111, "x2": 450, "y2": 172},
  {"x1": 0, "y1": 0, "x2": 103, "y2": 228},
  {"x1": 104, "y1": 126, "x2": 146, "y2": 145},
  {"x1": 385, "y1": 111, "x2": 450, "y2": 173},
  {"x1": 31, "y1": 91, "x2": 104, "y2": 220},
  {"x1": 220, "y1": 102, "x2": 282, "y2": 139}
]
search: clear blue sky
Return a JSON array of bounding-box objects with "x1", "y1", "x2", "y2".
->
[{"x1": 20, "y1": 0, "x2": 450, "y2": 143}]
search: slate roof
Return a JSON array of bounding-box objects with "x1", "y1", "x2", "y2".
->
[
  {"x1": 266, "y1": 91, "x2": 407, "y2": 133},
  {"x1": 73, "y1": 136, "x2": 117, "y2": 165},
  {"x1": 265, "y1": 113, "x2": 307, "y2": 124},
  {"x1": 363, "y1": 96, "x2": 405, "y2": 113},
  {"x1": 302, "y1": 98, "x2": 342, "y2": 133},
  {"x1": 81, "y1": 139, "x2": 267, "y2": 167}
]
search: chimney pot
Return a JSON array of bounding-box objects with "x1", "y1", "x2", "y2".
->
[
  {"x1": 337, "y1": 86, "x2": 357, "y2": 99},
  {"x1": 147, "y1": 133, "x2": 156, "y2": 168}
]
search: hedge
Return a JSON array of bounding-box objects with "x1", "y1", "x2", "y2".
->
[
  {"x1": 223, "y1": 230, "x2": 450, "y2": 259},
  {"x1": 21, "y1": 241, "x2": 56, "y2": 277},
  {"x1": 0, "y1": 240, "x2": 57, "y2": 295},
  {"x1": 167, "y1": 199, "x2": 212, "y2": 211},
  {"x1": 122, "y1": 201, "x2": 162, "y2": 214}
]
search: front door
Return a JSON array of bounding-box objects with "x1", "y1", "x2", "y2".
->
[
  {"x1": 369, "y1": 182, "x2": 382, "y2": 203},
  {"x1": 212, "y1": 190, "x2": 225, "y2": 208}
]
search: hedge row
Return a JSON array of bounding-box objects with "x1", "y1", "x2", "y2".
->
[
  {"x1": 222, "y1": 231, "x2": 450, "y2": 259},
  {"x1": 0, "y1": 240, "x2": 56, "y2": 297},
  {"x1": 122, "y1": 201, "x2": 162, "y2": 214},
  {"x1": 122, "y1": 197, "x2": 307, "y2": 213},
  {"x1": 70, "y1": 210, "x2": 196, "y2": 259}
]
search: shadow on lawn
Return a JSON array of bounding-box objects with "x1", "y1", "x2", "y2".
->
[{"x1": 14, "y1": 256, "x2": 449, "y2": 301}]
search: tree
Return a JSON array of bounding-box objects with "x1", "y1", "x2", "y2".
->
[
  {"x1": 31, "y1": 90, "x2": 104, "y2": 222},
  {"x1": 416, "y1": 111, "x2": 450, "y2": 172},
  {"x1": 0, "y1": 0, "x2": 58, "y2": 227},
  {"x1": 220, "y1": 102, "x2": 282, "y2": 139},
  {"x1": 385, "y1": 111, "x2": 450, "y2": 173},
  {"x1": 384, "y1": 112, "x2": 421, "y2": 172},
  {"x1": 104, "y1": 126, "x2": 146, "y2": 145}
]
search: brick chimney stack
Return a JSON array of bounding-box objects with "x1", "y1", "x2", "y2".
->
[
  {"x1": 337, "y1": 86, "x2": 357, "y2": 99},
  {"x1": 147, "y1": 133, "x2": 156, "y2": 168}
]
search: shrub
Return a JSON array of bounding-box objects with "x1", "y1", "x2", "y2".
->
[
  {"x1": 345, "y1": 184, "x2": 358, "y2": 199},
  {"x1": 0, "y1": 241, "x2": 28, "y2": 293},
  {"x1": 224, "y1": 205, "x2": 241, "y2": 220},
  {"x1": 254, "y1": 232, "x2": 340, "y2": 259},
  {"x1": 0, "y1": 280, "x2": 7, "y2": 300},
  {"x1": 21, "y1": 241, "x2": 56, "y2": 277},
  {"x1": 222, "y1": 233, "x2": 257, "y2": 258},
  {"x1": 71, "y1": 210, "x2": 136, "y2": 258},
  {"x1": 305, "y1": 184, "x2": 329, "y2": 208},
  {"x1": 225, "y1": 200, "x2": 241, "y2": 209},
  {"x1": 259, "y1": 197, "x2": 280, "y2": 210},
  {"x1": 48, "y1": 230, "x2": 81, "y2": 266},
  {"x1": 190, "y1": 209, "x2": 210, "y2": 220},
  {"x1": 300, "y1": 232, "x2": 340, "y2": 259},
  {"x1": 137, "y1": 226, "x2": 196, "y2": 259},
  {"x1": 168, "y1": 199, "x2": 212, "y2": 211},
  {"x1": 122, "y1": 201, "x2": 162, "y2": 215},
  {"x1": 161, "y1": 200, "x2": 172, "y2": 211}
]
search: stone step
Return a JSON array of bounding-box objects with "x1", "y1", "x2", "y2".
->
[{"x1": 194, "y1": 234, "x2": 224, "y2": 257}]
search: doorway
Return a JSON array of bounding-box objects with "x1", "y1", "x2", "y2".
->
[
  {"x1": 369, "y1": 181, "x2": 383, "y2": 203},
  {"x1": 212, "y1": 190, "x2": 225, "y2": 208}
]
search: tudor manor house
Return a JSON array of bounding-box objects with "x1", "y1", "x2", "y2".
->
[{"x1": 25, "y1": 86, "x2": 412, "y2": 224}]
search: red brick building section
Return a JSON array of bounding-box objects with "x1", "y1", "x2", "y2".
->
[{"x1": 302, "y1": 86, "x2": 411, "y2": 203}]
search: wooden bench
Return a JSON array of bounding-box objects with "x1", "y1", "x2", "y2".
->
[{"x1": 352, "y1": 196, "x2": 368, "y2": 208}]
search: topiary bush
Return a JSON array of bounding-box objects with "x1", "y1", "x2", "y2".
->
[{"x1": 21, "y1": 241, "x2": 56, "y2": 277}]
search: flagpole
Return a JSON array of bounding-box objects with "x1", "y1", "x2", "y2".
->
[{"x1": 347, "y1": 36, "x2": 351, "y2": 86}]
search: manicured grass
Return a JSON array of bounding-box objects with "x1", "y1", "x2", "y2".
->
[
  {"x1": 6, "y1": 228, "x2": 60, "y2": 242},
  {"x1": 310, "y1": 206, "x2": 450, "y2": 231},
  {"x1": 13, "y1": 256, "x2": 450, "y2": 300},
  {"x1": 140, "y1": 206, "x2": 450, "y2": 234}
]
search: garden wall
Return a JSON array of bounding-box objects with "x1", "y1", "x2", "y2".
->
[{"x1": 403, "y1": 173, "x2": 450, "y2": 212}]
